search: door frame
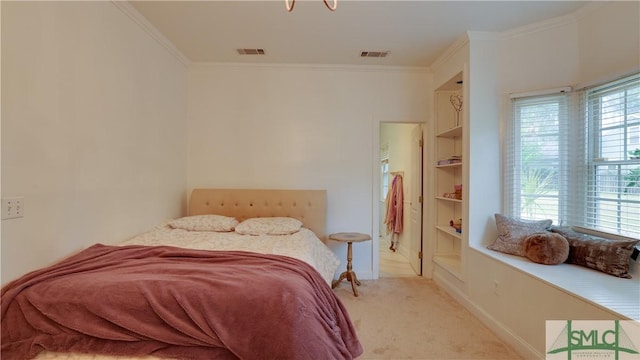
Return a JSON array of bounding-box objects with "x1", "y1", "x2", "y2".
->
[{"x1": 371, "y1": 120, "x2": 426, "y2": 279}]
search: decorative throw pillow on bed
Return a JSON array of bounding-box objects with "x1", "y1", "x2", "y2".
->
[
  {"x1": 550, "y1": 227, "x2": 639, "y2": 278},
  {"x1": 522, "y1": 232, "x2": 569, "y2": 265},
  {"x1": 235, "y1": 217, "x2": 303, "y2": 236},
  {"x1": 487, "y1": 213, "x2": 553, "y2": 256},
  {"x1": 168, "y1": 215, "x2": 239, "y2": 232}
]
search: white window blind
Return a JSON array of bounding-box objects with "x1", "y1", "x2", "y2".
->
[
  {"x1": 506, "y1": 93, "x2": 578, "y2": 224},
  {"x1": 585, "y1": 75, "x2": 640, "y2": 238},
  {"x1": 506, "y1": 73, "x2": 639, "y2": 240}
]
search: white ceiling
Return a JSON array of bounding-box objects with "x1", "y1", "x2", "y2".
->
[{"x1": 130, "y1": 0, "x2": 591, "y2": 67}]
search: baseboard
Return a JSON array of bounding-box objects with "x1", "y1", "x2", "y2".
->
[
  {"x1": 433, "y1": 272, "x2": 542, "y2": 360},
  {"x1": 355, "y1": 270, "x2": 374, "y2": 280}
]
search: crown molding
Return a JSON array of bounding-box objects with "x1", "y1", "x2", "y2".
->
[
  {"x1": 467, "y1": 31, "x2": 500, "y2": 42},
  {"x1": 111, "y1": 1, "x2": 190, "y2": 67},
  {"x1": 500, "y1": 12, "x2": 577, "y2": 40},
  {"x1": 575, "y1": 68, "x2": 640, "y2": 91},
  {"x1": 430, "y1": 34, "x2": 469, "y2": 70},
  {"x1": 189, "y1": 61, "x2": 431, "y2": 74}
]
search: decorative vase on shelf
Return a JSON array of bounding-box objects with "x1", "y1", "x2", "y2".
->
[{"x1": 449, "y1": 94, "x2": 463, "y2": 127}]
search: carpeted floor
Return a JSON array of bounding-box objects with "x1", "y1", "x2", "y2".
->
[{"x1": 334, "y1": 277, "x2": 523, "y2": 360}]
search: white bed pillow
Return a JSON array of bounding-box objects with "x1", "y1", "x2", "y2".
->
[
  {"x1": 168, "y1": 215, "x2": 239, "y2": 232},
  {"x1": 235, "y1": 217, "x2": 303, "y2": 236}
]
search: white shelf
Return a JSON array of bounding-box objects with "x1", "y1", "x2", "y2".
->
[
  {"x1": 436, "y1": 162, "x2": 462, "y2": 168},
  {"x1": 436, "y1": 126, "x2": 462, "y2": 138},
  {"x1": 435, "y1": 196, "x2": 462, "y2": 203},
  {"x1": 431, "y1": 70, "x2": 465, "y2": 285},
  {"x1": 433, "y1": 253, "x2": 463, "y2": 279},
  {"x1": 435, "y1": 225, "x2": 462, "y2": 239}
]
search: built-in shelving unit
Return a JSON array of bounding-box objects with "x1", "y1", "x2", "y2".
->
[{"x1": 431, "y1": 71, "x2": 465, "y2": 281}]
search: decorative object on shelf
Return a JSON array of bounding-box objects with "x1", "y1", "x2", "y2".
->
[
  {"x1": 442, "y1": 192, "x2": 458, "y2": 199},
  {"x1": 286, "y1": 0, "x2": 337, "y2": 12},
  {"x1": 442, "y1": 184, "x2": 463, "y2": 200},
  {"x1": 437, "y1": 155, "x2": 461, "y2": 166},
  {"x1": 449, "y1": 94, "x2": 463, "y2": 126},
  {"x1": 449, "y1": 218, "x2": 462, "y2": 233}
]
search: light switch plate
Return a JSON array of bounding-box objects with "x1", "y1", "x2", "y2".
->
[{"x1": 2, "y1": 197, "x2": 24, "y2": 220}]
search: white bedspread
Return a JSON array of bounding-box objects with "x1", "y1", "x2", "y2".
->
[{"x1": 118, "y1": 223, "x2": 340, "y2": 286}]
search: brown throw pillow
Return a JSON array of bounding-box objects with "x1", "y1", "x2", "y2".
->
[
  {"x1": 523, "y1": 232, "x2": 569, "y2": 265},
  {"x1": 551, "y1": 227, "x2": 639, "y2": 278}
]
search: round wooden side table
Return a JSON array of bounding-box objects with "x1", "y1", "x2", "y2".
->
[{"x1": 329, "y1": 232, "x2": 371, "y2": 297}]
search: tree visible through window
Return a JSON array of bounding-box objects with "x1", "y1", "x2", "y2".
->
[
  {"x1": 507, "y1": 94, "x2": 569, "y2": 225},
  {"x1": 519, "y1": 99, "x2": 562, "y2": 221}
]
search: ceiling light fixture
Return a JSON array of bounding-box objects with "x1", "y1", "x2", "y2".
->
[{"x1": 285, "y1": 0, "x2": 337, "y2": 12}]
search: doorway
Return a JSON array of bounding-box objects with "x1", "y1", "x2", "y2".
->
[{"x1": 378, "y1": 123, "x2": 423, "y2": 277}]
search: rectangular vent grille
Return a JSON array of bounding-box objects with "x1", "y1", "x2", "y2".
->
[
  {"x1": 237, "y1": 48, "x2": 265, "y2": 55},
  {"x1": 361, "y1": 51, "x2": 389, "y2": 58}
]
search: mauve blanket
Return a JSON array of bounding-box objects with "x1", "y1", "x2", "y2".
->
[{"x1": 1, "y1": 244, "x2": 362, "y2": 360}]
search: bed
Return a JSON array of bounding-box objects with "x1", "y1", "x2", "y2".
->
[{"x1": 1, "y1": 189, "x2": 363, "y2": 360}]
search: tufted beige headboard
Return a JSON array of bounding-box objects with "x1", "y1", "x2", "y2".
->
[{"x1": 189, "y1": 189, "x2": 327, "y2": 241}]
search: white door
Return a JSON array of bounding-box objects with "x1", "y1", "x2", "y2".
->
[{"x1": 409, "y1": 125, "x2": 423, "y2": 275}]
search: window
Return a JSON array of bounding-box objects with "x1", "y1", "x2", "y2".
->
[
  {"x1": 506, "y1": 74, "x2": 639, "y2": 239},
  {"x1": 381, "y1": 160, "x2": 389, "y2": 199},
  {"x1": 586, "y1": 76, "x2": 640, "y2": 237},
  {"x1": 505, "y1": 92, "x2": 575, "y2": 225},
  {"x1": 381, "y1": 143, "x2": 390, "y2": 199}
]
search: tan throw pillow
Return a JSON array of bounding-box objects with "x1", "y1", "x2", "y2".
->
[
  {"x1": 168, "y1": 215, "x2": 239, "y2": 232},
  {"x1": 487, "y1": 213, "x2": 553, "y2": 256},
  {"x1": 235, "y1": 217, "x2": 303, "y2": 236},
  {"x1": 523, "y1": 232, "x2": 570, "y2": 265}
]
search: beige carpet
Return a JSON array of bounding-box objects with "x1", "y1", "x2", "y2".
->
[{"x1": 334, "y1": 277, "x2": 523, "y2": 360}]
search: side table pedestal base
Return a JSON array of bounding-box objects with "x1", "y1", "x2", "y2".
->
[{"x1": 332, "y1": 269, "x2": 362, "y2": 296}]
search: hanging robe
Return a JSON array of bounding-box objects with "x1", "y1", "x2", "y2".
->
[{"x1": 384, "y1": 175, "x2": 404, "y2": 235}]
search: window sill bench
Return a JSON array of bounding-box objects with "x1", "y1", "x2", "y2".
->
[{"x1": 472, "y1": 246, "x2": 640, "y2": 321}]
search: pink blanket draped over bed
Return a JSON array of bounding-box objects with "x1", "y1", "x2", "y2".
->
[{"x1": 1, "y1": 244, "x2": 363, "y2": 360}]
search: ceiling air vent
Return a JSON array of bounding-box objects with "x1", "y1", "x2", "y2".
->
[
  {"x1": 237, "y1": 48, "x2": 265, "y2": 55},
  {"x1": 360, "y1": 51, "x2": 389, "y2": 58}
]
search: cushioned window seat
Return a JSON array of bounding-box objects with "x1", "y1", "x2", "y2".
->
[{"x1": 473, "y1": 245, "x2": 640, "y2": 320}]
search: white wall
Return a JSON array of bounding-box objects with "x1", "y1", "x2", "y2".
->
[
  {"x1": 1, "y1": 2, "x2": 188, "y2": 284},
  {"x1": 498, "y1": 16, "x2": 580, "y2": 95},
  {"x1": 460, "y1": 3, "x2": 639, "y2": 358},
  {"x1": 467, "y1": 32, "x2": 501, "y2": 251},
  {"x1": 577, "y1": 2, "x2": 640, "y2": 87},
  {"x1": 187, "y1": 63, "x2": 429, "y2": 278}
]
